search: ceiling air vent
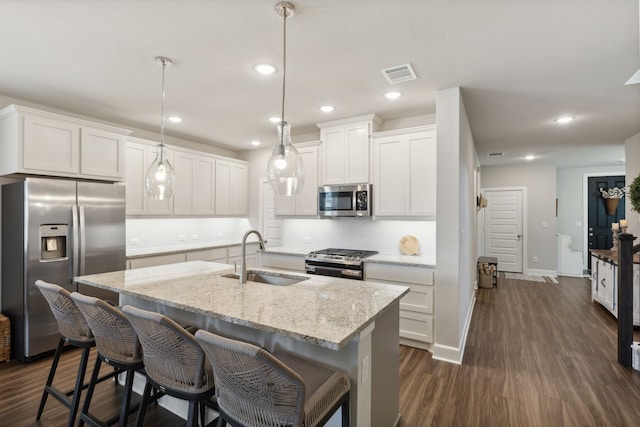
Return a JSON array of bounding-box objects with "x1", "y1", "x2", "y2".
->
[
  {"x1": 381, "y1": 64, "x2": 417, "y2": 84},
  {"x1": 487, "y1": 152, "x2": 504, "y2": 157}
]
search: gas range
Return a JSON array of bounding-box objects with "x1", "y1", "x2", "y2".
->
[{"x1": 305, "y1": 248, "x2": 378, "y2": 280}]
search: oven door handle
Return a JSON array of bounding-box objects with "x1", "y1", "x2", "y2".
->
[{"x1": 305, "y1": 264, "x2": 363, "y2": 279}]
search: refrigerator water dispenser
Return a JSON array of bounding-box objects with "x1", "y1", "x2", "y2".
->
[{"x1": 40, "y1": 224, "x2": 68, "y2": 261}]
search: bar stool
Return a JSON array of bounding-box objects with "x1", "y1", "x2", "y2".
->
[
  {"x1": 71, "y1": 292, "x2": 144, "y2": 427},
  {"x1": 194, "y1": 329, "x2": 351, "y2": 427},
  {"x1": 34, "y1": 280, "x2": 97, "y2": 427},
  {"x1": 121, "y1": 305, "x2": 217, "y2": 427}
]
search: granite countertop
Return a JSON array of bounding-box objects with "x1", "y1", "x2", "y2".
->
[
  {"x1": 74, "y1": 261, "x2": 409, "y2": 350},
  {"x1": 127, "y1": 239, "x2": 261, "y2": 259},
  {"x1": 590, "y1": 249, "x2": 640, "y2": 265},
  {"x1": 262, "y1": 246, "x2": 436, "y2": 267}
]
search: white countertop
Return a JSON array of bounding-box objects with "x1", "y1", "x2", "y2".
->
[
  {"x1": 74, "y1": 261, "x2": 409, "y2": 350},
  {"x1": 263, "y1": 246, "x2": 436, "y2": 267},
  {"x1": 127, "y1": 243, "x2": 436, "y2": 267},
  {"x1": 127, "y1": 239, "x2": 258, "y2": 258}
]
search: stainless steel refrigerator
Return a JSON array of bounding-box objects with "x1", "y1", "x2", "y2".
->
[{"x1": 2, "y1": 177, "x2": 125, "y2": 361}]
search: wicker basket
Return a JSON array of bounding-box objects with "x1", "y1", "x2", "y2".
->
[{"x1": 0, "y1": 313, "x2": 10, "y2": 362}]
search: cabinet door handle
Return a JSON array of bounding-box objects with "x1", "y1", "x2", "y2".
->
[{"x1": 601, "y1": 278, "x2": 606, "y2": 287}]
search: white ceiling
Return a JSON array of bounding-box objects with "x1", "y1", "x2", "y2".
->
[{"x1": 0, "y1": 0, "x2": 638, "y2": 167}]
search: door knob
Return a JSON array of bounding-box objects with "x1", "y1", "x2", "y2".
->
[{"x1": 517, "y1": 234, "x2": 521, "y2": 239}]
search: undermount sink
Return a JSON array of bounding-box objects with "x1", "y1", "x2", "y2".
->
[{"x1": 222, "y1": 270, "x2": 308, "y2": 286}]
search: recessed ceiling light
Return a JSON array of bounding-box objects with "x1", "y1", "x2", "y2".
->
[
  {"x1": 384, "y1": 91, "x2": 402, "y2": 100},
  {"x1": 525, "y1": 155, "x2": 535, "y2": 160},
  {"x1": 320, "y1": 105, "x2": 335, "y2": 113},
  {"x1": 254, "y1": 64, "x2": 277, "y2": 75},
  {"x1": 554, "y1": 115, "x2": 575, "y2": 124},
  {"x1": 251, "y1": 140, "x2": 261, "y2": 146},
  {"x1": 268, "y1": 116, "x2": 282, "y2": 124},
  {"x1": 167, "y1": 116, "x2": 183, "y2": 123}
]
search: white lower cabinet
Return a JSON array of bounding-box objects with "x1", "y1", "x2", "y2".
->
[
  {"x1": 185, "y1": 247, "x2": 227, "y2": 263},
  {"x1": 128, "y1": 244, "x2": 260, "y2": 270},
  {"x1": 128, "y1": 253, "x2": 186, "y2": 269},
  {"x1": 591, "y1": 253, "x2": 640, "y2": 325},
  {"x1": 364, "y1": 263, "x2": 434, "y2": 350},
  {"x1": 259, "y1": 252, "x2": 306, "y2": 272},
  {"x1": 228, "y1": 244, "x2": 260, "y2": 270}
]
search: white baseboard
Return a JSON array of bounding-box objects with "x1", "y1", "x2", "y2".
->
[
  {"x1": 525, "y1": 268, "x2": 557, "y2": 276},
  {"x1": 432, "y1": 290, "x2": 476, "y2": 365}
]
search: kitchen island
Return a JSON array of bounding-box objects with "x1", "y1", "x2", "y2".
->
[{"x1": 75, "y1": 261, "x2": 409, "y2": 427}]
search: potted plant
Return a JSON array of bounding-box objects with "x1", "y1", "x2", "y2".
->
[
  {"x1": 600, "y1": 187, "x2": 627, "y2": 215},
  {"x1": 629, "y1": 174, "x2": 640, "y2": 213}
]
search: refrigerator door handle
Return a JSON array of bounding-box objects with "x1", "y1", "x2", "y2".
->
[
  {"x1": 72, "y1": 205, "x2": 80, "y2": 278},
  {"x1": 78, "y1": 205, "x2": 86, "y2": 276}
]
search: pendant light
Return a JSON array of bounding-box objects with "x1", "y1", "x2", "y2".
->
[
  {"x1": 267, "y1": 2, "x2": 305, "y2": 196},
  {"x1": 145, "y1": 56, "x2": 176, "y2": 200}
]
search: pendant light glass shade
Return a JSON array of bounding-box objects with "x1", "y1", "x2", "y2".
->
[
  {"x1": 146, "y1": 56, "x2": 176, "y2": 200},
  {"x1": 146, "y1": 144, "x2": 175, "y2": 200},
  {"x1": 267, "y1": 121, "x2": 304, "y2": 196},
  {"x1": 267, "y1": 2, "x2": 304, "y2": 196}
]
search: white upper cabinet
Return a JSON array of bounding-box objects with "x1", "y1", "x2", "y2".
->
[
  {"x1": 193, "y1": 156, "x2": 215, "y2": 215},
  {"x1": 0, "y1": 105, "x2": 129, "y2": 180},
  {"x1": 125, "y1": 138, "x2": 173, "y2": 216},
  {"x1": 317, "y1": 114, "x2": 381, "y2": 185},
  {"x1": 215, "y1": 159, "x2": 248, "y2": 216},
  {"x1": 126, "y1": 138, "x2": 247, "y2": 218},
  {"x1": 173, "y1": 151, "x2": 197, "y2": 215},
  {"x1": 372, "y1": 125, "x2": 436, "y2": 217},
  {"x1": 275, "y1": 141, "x2": 320, "y2": 216}
]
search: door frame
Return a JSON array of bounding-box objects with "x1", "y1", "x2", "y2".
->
[
  {"x1": 582, "y1": 171, "x2": 625, "y2": 265},
  {"x1": 481, "y1": 186, "x2": 527, "y2": 273}
]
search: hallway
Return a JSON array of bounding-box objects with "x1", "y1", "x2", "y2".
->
[{"x1": 399, "y1": 276, "x2": 640, "y2": 426}]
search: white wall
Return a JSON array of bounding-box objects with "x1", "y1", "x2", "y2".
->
[
  {"x1": 281, "y1": 219, "x2": 435, "y2": 256},
  {"x1": 434, "y1": 87, "x2": 479, "y2": 364},
  {"x1": 126, "y1": 218, "x2": 253, "y2": 249},
  {"x1": 626, "y1": 132, "x2": 640, "y2": 236},
  {"x1": 481, "y1": 163, "x2": 557, "y2": 274},
  {"x1": 556, "y1": 165, "x2": 625, "y2": 260},
  {"x1": 0, "y1": 95, "x2": 238, "y2": 158}
]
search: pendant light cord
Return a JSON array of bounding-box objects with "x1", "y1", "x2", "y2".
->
[
  {"x1": 160, "y1": 59, "x2": 167, "y2": 148},
  {"x1": 279, "y1": 6, "x2": 288, "y2": 147}
]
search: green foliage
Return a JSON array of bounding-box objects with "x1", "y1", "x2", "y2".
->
[{"x1": 629, "y1": 174, "x2": 640, "y2": 213}]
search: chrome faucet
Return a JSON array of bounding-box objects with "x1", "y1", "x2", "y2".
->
[{"x1": 240, "y1": 229, "x2": 266, "y2": 284}]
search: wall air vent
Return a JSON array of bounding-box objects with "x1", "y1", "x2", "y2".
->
[
  {"x1": 487, "y1": 152, "x2": 504, "y2": 157},
  {"x1": 381, "y1": 64, "x2": 417, "y2": 84}
]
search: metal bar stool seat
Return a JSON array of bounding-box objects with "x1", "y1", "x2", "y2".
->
[
  {"x1": 194, "y1": 329, "x2": 351, "y2": 427},
  {"x1": 35, "y1": 280, "x2": 117, "y2": 427},
  {"x1": 122, "y1": 305, "x2": 217, "y2": 427},
  {"x1": 71, "y1": 292, "x2": 145, "y2": 427}
]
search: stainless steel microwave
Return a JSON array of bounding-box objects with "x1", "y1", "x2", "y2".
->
[{"x1": 318, "y1": 184, "x2": 371, "y2": 217}]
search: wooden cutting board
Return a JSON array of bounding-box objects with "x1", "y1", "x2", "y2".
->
[{"x1": 399, "y1": 235, "x2": 421, "y2": 255}]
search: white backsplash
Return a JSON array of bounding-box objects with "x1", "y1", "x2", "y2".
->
[
  {"x1": 126, "y1": 218, "x2": 254, "y2": 248},
  {"x1": 282, "y1": 219, "x2": 436, "y2": 257}
]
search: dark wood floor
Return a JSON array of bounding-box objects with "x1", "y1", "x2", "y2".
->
[{"x1": 2, "y1": 276, "x2": 640, "y2": 426}]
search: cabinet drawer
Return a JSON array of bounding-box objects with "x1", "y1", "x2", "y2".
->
[
  {"x1": 128, "y1": 253, "x2": 186, "y2": 269},
  {"x1": 186, "y1": 248, "x2": 227, "y2": 262},
  {"x1": 228, "y1": 243, "x2": 260, "y2": 258},
  {"x1": 260, "y1": 253, "x2": 305, "y2": 271},
  {"x1": 400, "y1": 285, "x2": 433, "y2": 314},
  {"x1": 399, "y1": 311, "x2": 433, "y2": 343},
  {"x1": 365, "y1": 263, "x2": 433, "y2": 285},
  {"x1": 229, "y1": 254, "x2": 259, "y2": 269}
]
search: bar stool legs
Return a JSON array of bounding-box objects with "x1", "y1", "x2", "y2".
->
[{"x1": 36, "y1": 337, "x2": 92, "y2": 427}]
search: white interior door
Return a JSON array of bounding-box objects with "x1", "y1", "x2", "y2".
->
[
  {"x1": 260, "y1": 180, "x2": 282, "y2": 248},
  {"x1": 484, "y1": 189, "x2": 523, "y2": 273}
]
